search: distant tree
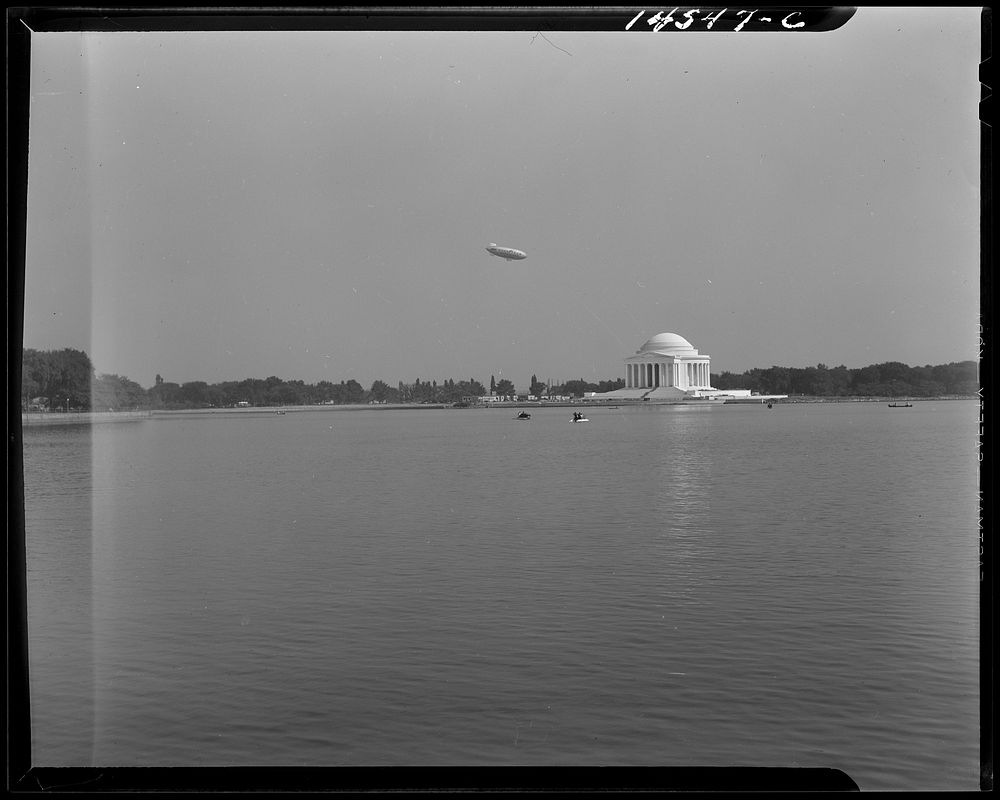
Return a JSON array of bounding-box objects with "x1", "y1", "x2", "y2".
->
[
  {"x1": 490, "y1": 375, "x2": 497, "y2": 395},
  {"x1": 409, "y1": 378, "x2": 431, "y2": 403},
  {"x1": 20, "y1": 349, "x2": 47, "y2": 405},
  {"x1": 827, "y1": 365, "x2": 852, "y2": 396},
  {"x1": 458, "y1": 379, "x2": 486, "y2": 398},
  {"x1": 370, "y1": 380, "x2": 395, "y2": 403},
  {"x1": 21, "y1": 348, "x2": 94, "y2": 410},
  {"x1": 529, "y1": 374, "x2": 547, "y2": 396},
  {"x1": 177, "y1": 381, "x2": 211, "y2": 407},
  {"x1": 788, "y1": 367, "x2": 816, "y2": 395},
  {"x1": 852, "y1": 365, "x2": 881, "y2": 393},
  {"x1": 934, "y1": 361, "x2": 978, "y2": 394},
  {"x1": 439, "y1": 378, "x2": 458, "y2": 403},
  {"x1": 371, "y1": 381, "x2": 391, "y2": 403},
  {"x1": 91, "y1": 374, "x2": 149, "y2": 410},
  {"x1": 271, "y1": 383, "x2": 301, "y2": 406},
  {"x1": 149, "y1": 381, "x2": 182, "y2": 408},
  {"x1": 560, "y1": 379, "x2": 596, "y2": 398},
  {"x1": 495, "y1": 378, "x2": 515, "y2": 397},
  {"x1": 879, "y1": 361, "x2": 912, "y2": 384},
  {"x1": 262, "y1": 375, "x2": 285, "y2": 404},
  {"x1": 342, "y1": 379, "x2": 365, "y2": 404},
  {"x1": 762, "y1": 366, "x2": 792, "y2": 394},
  {"x1": 712, "y1": 371, "x2": 740, "y2": 390}
]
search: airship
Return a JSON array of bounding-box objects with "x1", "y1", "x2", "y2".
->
[{"x1": 485, "y1": 243, "x2": 527, "y2": 261}]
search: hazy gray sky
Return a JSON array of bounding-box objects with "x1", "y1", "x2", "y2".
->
[{"x1": 23, "y1": 8, "x2": 981, "y2": 389}]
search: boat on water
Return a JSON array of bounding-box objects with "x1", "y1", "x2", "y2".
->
[
  {"x1": 515, "y1": 411, "x2": 531, "y2": 420},
  {"x1": 571, "y1": 412, "x2": 589, "y2": 423},
  {"x1": 888, "y1": 403, "x2": 913, "y2": 408}
]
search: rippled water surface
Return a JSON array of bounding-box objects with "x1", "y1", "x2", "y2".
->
[{"x1": 22, "y1": 401, "x2": 981, "y2": 789}]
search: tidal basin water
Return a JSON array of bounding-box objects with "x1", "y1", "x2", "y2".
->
[{"x1": 22, "y1": 401, "x2": 980, "y2": 789}]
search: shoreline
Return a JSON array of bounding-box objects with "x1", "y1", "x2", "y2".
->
[
  {"x1": 19, "y1": 395, "x2": 977, "y2": 425},
  {"x1": 21, "y1": 410, "x2": 153, "y2": 426}
]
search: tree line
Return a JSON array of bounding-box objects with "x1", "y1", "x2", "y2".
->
[
  {"x1": 20, "y1": 348, "x2": 978, "y2": 412},
  {"x1": 711, "y1": 361, "x2": 978, "y2": 397},
  {"x1": 19, "y1": 349, "x2": 623, "y2": 411}
]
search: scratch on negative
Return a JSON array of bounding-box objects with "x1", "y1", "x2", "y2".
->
[{"x1": 532, "y1": 31, "x2": 573, "y2": 57}]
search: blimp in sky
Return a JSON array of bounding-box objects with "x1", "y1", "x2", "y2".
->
[{"x1": 485, "y1": 243, "x2": 527, "y2": 261}]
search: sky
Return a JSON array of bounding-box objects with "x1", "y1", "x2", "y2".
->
[{"x1": 22, "y1": 8, "x2": 982, "y2": 390}]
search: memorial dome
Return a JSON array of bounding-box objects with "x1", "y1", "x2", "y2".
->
[{"x1": 638, "y1": 332, "x2": 697, "y2": 355}]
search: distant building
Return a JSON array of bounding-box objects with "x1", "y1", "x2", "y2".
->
[
  {"x1": 596, "y1": 331, "x2": 713, "y2": 400},
  {"x1": 463, "y1": 394, "x2": 517, "y2": 404},
  {"x1": 593, "y1": 331, "x2": 782, "y2": 402}
]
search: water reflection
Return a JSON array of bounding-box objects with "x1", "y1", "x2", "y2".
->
[{"x1": 648, "y1": 408, "x2": 715, "y2": 604}]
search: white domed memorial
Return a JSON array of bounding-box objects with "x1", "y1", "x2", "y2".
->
[
  {"x1": 593, "y1": 332, "x2": 732, "y2": 403},
  {"x1": 587, "y1": 331, "x2": 783, "y2": 404}
]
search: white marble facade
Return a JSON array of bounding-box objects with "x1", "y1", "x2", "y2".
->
[{"x1": 623, "y1": 332, "x2": 712, "y2": 390}]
